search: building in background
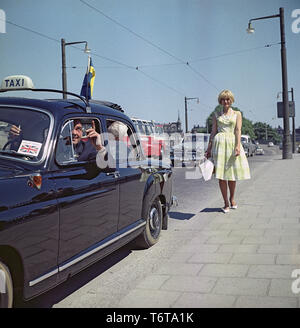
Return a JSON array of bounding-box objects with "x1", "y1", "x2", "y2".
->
[{"x1": 162, "y1": 113, "x2": 183, "y2": 135}]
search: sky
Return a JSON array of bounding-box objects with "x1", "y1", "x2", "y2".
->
[{"x1": 1, "y1": 0, "x2": 300, "y2": 130}]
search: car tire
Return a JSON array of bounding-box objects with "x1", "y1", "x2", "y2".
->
[
  {"x1": 0, "y1": 260, "x2": 13, "y2": 308},
  {"x1": 136, "y1": 199, "x2": 163, "y2": 248}
]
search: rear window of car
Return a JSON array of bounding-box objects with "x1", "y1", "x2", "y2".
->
[{"x1": 0, "y1": 106, "x2": 51, "y2": 162}]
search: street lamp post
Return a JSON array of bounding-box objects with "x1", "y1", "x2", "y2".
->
[
  {"x1": 184, "y1": 96, "x2": 199, "y2": 133},
  {"x1": 61, "y1": 38, "x2": 90, "y2": 99},
  {"x1": 247, "y1": 7, "x2": 292, "y2": 159},
  {"x1": 291, "y1": 88, "x2": 296, "y2": 153},
  {"x1": 277, "y1": 88, "x2": 296, "y2": 152}
]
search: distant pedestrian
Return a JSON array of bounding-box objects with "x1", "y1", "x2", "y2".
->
[{"x1": 205, "y1": 90, "x2": 250, "y2": 213}]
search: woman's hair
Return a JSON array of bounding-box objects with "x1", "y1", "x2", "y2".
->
[
  {"x1": 108, "y1": 121, "x2": 128, "y2": 139},
  {"x1": 218, "y1": 89, "x2": 235, "y2": 105}
]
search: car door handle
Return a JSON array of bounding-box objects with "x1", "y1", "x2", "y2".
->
[{"x1": 106, "y1": 171, "x2": 120, "y2": 178}]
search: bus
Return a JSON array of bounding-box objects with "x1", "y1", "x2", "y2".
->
[{"x1": 131, "y1": 118, "x2": 166, "y2": 158}]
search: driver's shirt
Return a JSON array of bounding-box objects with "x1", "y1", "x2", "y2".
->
[{"x1": 74, "y1": 140, "x2": 97, "y2": 161}]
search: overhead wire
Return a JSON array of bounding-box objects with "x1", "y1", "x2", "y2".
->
[
  {"x1": 79, "y1": 0, "x2": 220, "y2": 91},
  {"x1": 2, "y1": 13, "x2": 276, "y2": 124},
  {"x1": 136, "y1": 68, "x2": 186, "y2": 97},
  {"x1": 190, "y1": 43, "x2": 281, "y2": 63},
  {"x1": 79, "y1": 0, "x2": 186, "y2": 65},
  {"x1": 78, "y1": 0, "x2": 284, "y2": 121},
  {"x1": 4, "y1": 19, "x2": 60, "y2": 44},
  {"x1": 2, "y1": 17, "x2": 186, "y2": 97}
]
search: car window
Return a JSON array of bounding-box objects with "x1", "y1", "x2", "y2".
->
[
  {"x1": 143, "y1": 123, "x2": 153, "y2": 135},
  {"x1": 0, "y1": 106, "x2": 51, "y2": 162},
  {"x1": 106, "y1": 119, "x2": 142, "y2": 165},
  {"x1": 55, "y1": 117, "x2": 101, "y2": 165}
]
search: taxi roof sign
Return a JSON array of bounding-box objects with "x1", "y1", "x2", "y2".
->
[{"x1": 1, "y1": 75, "x2": 34, "y2": 90}]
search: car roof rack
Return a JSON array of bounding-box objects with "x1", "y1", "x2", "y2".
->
[
  {"x1": 89, "y1": 100, "x2": 124, "y2": 112},
  {"x1": 0, "y1": 75, "x2": 92, "y2": 113},
  {"x1": 0, "y1": 88, "x2": 92, "y2": 113},
  {"x1": 0, "y1": 76, "x2": 123, "y2": 114}
]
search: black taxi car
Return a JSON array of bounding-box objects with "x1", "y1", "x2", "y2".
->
[{"x1": 0, "y1": 75, "x2": 173, "y2": 307}]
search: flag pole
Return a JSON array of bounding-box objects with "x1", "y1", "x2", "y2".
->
[
  {"x1": 86, "y1": 55, "x2": 91, "y2": 101},
  {"x1": 85, "y1": 55, "x2": 92, "y2": 112}
]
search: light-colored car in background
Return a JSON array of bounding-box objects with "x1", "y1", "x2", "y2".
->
[
  {"x1": 268, "y1": 141, "x2": 274, "y2": 147},
  {"x1": 255, "y1": 146, "x2": 264, "y2": 155},
  {"x1": 241, "y1": 135, "x2": 256, "y2": 157},
  {"x1": 170, "y1": 133, "x2": 208, "y2": 167}
]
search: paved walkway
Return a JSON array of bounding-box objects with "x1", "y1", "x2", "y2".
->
[{"x1": 117, "y1": 153, "x2": 300, "y2": 308}]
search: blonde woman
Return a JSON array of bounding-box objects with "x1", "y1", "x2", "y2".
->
[{"x1": 205, "y1": 90, "x2": 250, "y2": 213}]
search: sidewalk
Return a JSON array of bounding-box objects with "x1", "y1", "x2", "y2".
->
[{"x1": 117, "y1": 153, "x2": 300, "y2": 308}]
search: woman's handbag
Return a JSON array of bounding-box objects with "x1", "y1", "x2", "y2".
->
[{"x1": 199, "y1": 158, "x2": 214, "y2": 181}]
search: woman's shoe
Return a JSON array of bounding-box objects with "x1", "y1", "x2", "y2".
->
[
  {"x1": 230, "y1": 200, "x2": 238, "y2": 209},
  {"x1": 221, "y1": 207, "x2": 230, "y2": 213}
]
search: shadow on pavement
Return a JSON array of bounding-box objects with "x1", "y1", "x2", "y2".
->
[
  {"x1": 169, "y1": 211, "x2": 195, "y2": 220},
  {"x1": 200, "y1": 207, "x2": 223, "y2": 213}
]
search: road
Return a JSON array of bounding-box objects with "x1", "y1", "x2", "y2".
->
[{"x1": 19, "y1": 144, "x2": 281, "y2": 308}]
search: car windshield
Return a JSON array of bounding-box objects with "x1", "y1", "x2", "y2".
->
[{"x1": 0, "y1": 107, "x2": 50, "y2": 162}]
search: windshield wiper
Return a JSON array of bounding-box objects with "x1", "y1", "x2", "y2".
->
[{"x1": 0, "y1": 150, "x2": 35, "y2": 160}]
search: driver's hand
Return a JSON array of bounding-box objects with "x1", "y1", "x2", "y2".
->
[
  {"x1": 9, "y1": 125, "x2": 21, "y2": 137},
  {"x1": 86, "y1": 120, "x2": 104, "y2": 151}
]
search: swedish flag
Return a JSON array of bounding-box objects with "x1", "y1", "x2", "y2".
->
[{"x1": 80, "y1": 57, "x2": 95, "y2": 100}]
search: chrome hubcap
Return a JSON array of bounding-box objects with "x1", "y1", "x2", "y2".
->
[{"x1": 149, "y1": 207, "x2": 159, "y2": 232}]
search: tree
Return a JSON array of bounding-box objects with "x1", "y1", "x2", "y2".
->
[{"x1": 253, "y1": 122, "x2": 282, "y2": 144}]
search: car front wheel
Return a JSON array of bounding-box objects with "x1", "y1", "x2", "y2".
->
[
  {"x1": 136, "y1": 199, "x2": 163, "y2": 248},
  {"x1": 0, "y1": 260, "x2": 13, "y2": 308}
]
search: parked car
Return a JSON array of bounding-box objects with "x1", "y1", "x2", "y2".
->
[
  {"x1": 0, "y1": 75, "x2": 174, "y2": 307},
  {"x1": 255, "y1": 146, "x2": 264, "y2": 155},
  {"x1": 268, "y1": 141, "x2": 274, "y2": 147},
  {"x1": 170, "y1": 133, "x2": 208, "y2": 167},
  {"x1": 241, "y1": 135, "x2": 256, "y2": 157}
]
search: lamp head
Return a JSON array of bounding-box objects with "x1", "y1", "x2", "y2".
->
[
  {"x1": 84, "y1": 42, "x2": 91, "y2": 54},
  {"x1": 246, "y1": 22, "x2": 255, "y2": 34}
]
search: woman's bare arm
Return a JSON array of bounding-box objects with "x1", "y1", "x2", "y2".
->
[{"x1": 234, "y1": 111, "x2": 242, "y2": 156}]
